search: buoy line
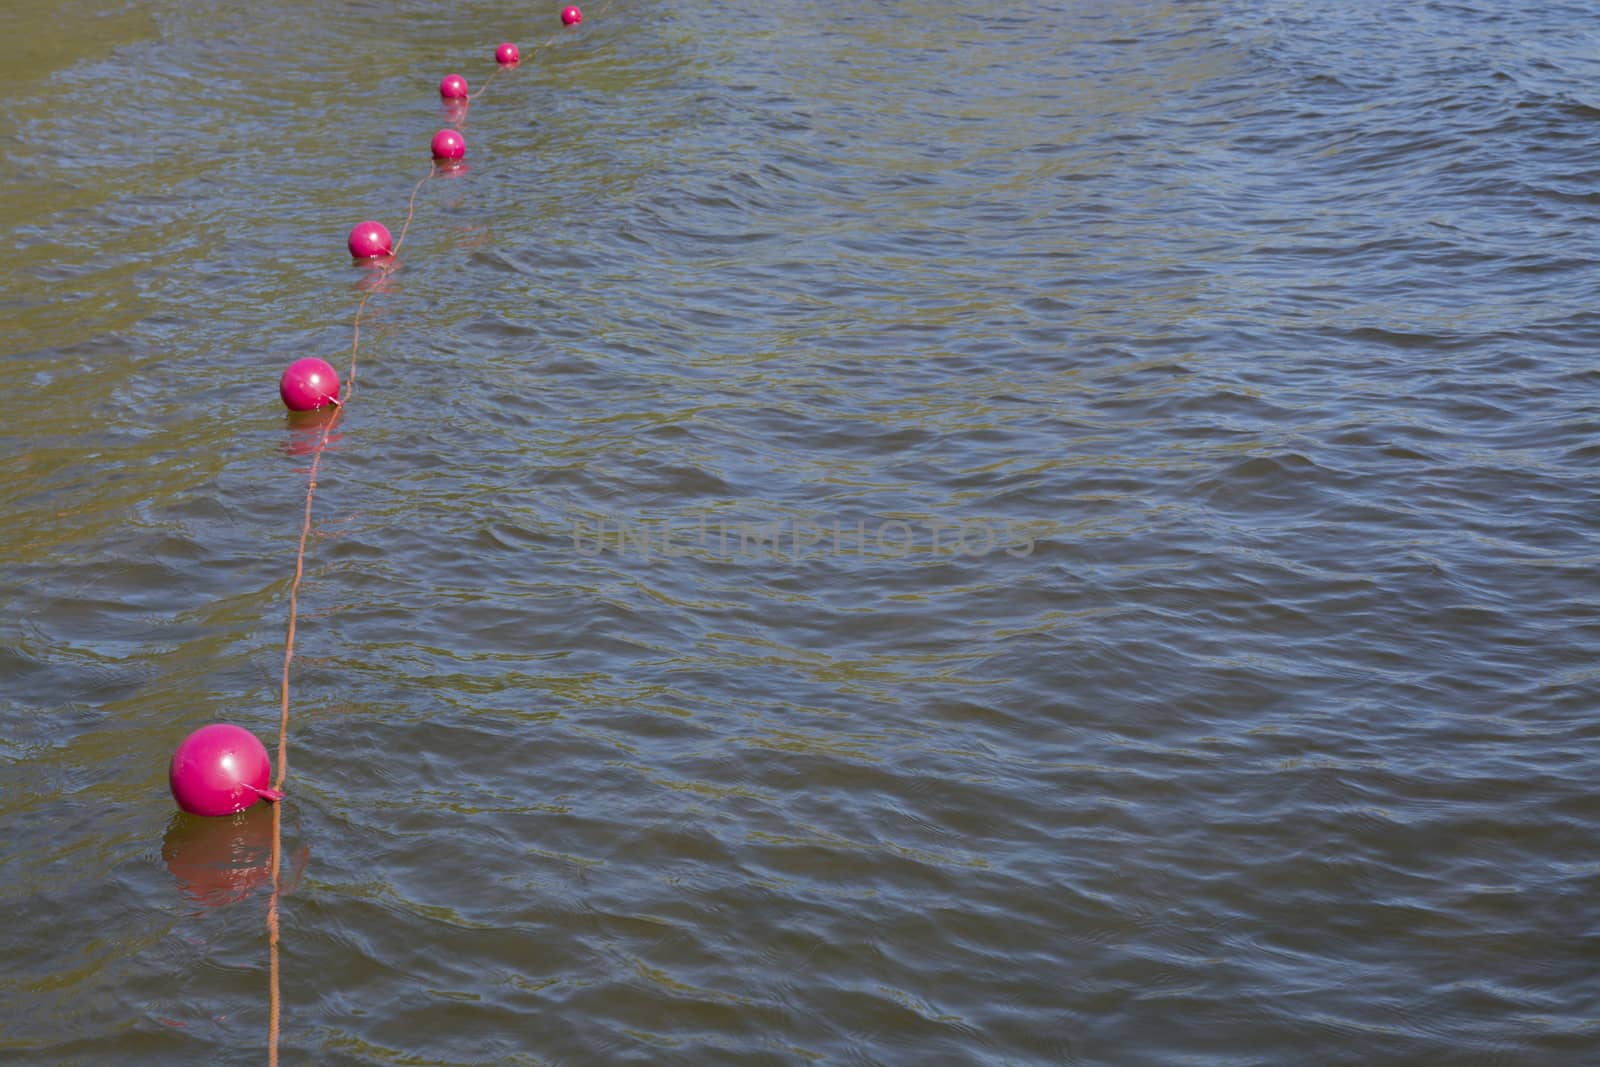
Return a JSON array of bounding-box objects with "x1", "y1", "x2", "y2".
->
[{"x1": 159, "y1": 6, "x2": 604, "y2": 1062}]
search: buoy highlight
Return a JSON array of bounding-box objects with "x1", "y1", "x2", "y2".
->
[
  {"x1": 496, "y1": 41, "x2": 520, "y2": 65},
  {"x1": 347, "y1": 220, "x2": 393, "y2": 259},
  {"x1": 431, "y1": 128, "x2": 466, "y2": 161},
  {"x1": 169, "y1": 724, "x2": 285, "y2": 818},
  {"x1": 439, "y1": 73, "x2": 469, "y2": 100},
  {"x1": 561, "y1": 5, "x2": 583, "y2": 25},
  {"x1": 279, "y1": 357, "x2": 342, "y2": 411}
]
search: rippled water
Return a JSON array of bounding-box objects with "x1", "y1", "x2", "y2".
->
[{"x1": 4, "y1": 0, "x2": 1599, "y2": 1062}]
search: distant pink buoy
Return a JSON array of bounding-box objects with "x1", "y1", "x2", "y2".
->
[
  {"x1": 347, "y1": 220, "x2": 392, "y2": 259},
  {"x1": 496, "y1": 41, "x2": 520, "y2": 65},
  {"x1": 279, "y1": 357, "x2": 342, "y2": 411},
  {"x1": 439, "y1": 73, "x2": 468, "y2": 100},
  {"x1": 561, "y1": 5, "x2": 583, "y2": 25},
  {"x1": 169, "y1": 724, "x2": 284, "y2": 818},
  {"x1": 431, "y1": 128, "x2": 465, "y2": 161}
]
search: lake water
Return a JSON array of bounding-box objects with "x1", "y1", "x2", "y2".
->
[{"x1": 3, "y1": 1, "x2": 1599, "y2": 1063}]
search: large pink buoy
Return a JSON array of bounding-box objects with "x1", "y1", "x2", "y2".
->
[
  {"x1": 431, "y1": 128, "x2": 465, "y2": 161},
  {"x1": 279, "y1": 357, "x2": 342, "y2": 411},
  {"x1": 496, "y1": 41, "x2": 520, "y2": 65},
  {"x1": 169, "y1": 724, "x2": 284, "y2": 818},
  {"x1": 347, "y1": 220, "x2": 392, "y2": 259},
  {"x1": 439, "y1": 73, "x2": 468, "y2": 100},
  {"x1": 561, "y1": 5, "x2": 583, "y2": 25}
]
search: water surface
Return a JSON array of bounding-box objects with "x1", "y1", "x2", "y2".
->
[{"x1": 3, "y1": 1, "x2": 1599, "y2": 1063}]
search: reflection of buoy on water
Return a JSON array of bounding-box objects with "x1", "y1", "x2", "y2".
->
[
  {"x1": 162, "y1": 804, "x2": 274, "y2": 906},
  {"x1": 279, "y1": 357, "x2": 342, "y2": 411},
  {"x1": 283, "y1": 405, "x2": 343, "y2": 456},
  {"x1": 431, "y1": 128, "x2": 465, "y2": 161},
  {"x1": 562, "y1": 5, "x2": 583, "y2": 25},
  {"x1": 169, "y1": 723, "x2": 285, "y2": 817},
  {"x1": 439, "y1": 73, "x2": 468, "y2": 100},
  {"x1": 496, "y1": 42, "x2": 520, "y2": 65},
  {"x1": 347, "y1": 220, "x2": 392, "y2": 259}
]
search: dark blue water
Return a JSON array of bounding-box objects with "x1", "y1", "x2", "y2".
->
[{"x1": 3, "y1": 1, "x2": 1599, "y2": 1063}]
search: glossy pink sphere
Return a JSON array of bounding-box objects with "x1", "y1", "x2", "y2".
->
[
  {"x1": 431, "y1": 128, "x2": 465, "y2": 161},
  {"x1": 279, "y1": 357, "x2": 342, "y2": 411},
  {"x1": 496, "y1": 41, "x2": 519, "y2": 65},
  {"x1": 561, "y1": 5, "x2": 582, "y2": 25},
  {"x1": 169, "y1": 724, "x2": 282, "y2": 818},
  {"x1": 347, "y1": 220, "x2": 392, "y2": 259},
  {"x1": 439, "y1": 73, "x2": 468, "y2": 99}
]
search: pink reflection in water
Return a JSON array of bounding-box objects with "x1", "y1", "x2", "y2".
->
[
  {"x1": 283, "y1": 406, "x2": 344, "y2": 458},
  {"x1": 161, "y1": 805, "x2": 307, "y2": 908}
]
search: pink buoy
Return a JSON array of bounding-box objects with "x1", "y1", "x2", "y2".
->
[
  {"x1": 561, "y1": 5, "x2": 583, "y2": 25},
  {"x1": 169, "y1": 724, "x2": 285, "y2": 818},
  {"x1": 279, "y1": 357, "x2": 342, "y2": 411},
  {"x1": 431, "y1": 128, "x2": 465, "y2": 161},
  {"x1": 439, "y1": 73, "x2": 468, "y2": 100},
  {"x1": 347, "y1": 220, "x2": 392, "y2": 259},
  {"x1": 496, "y1": 41, "x2": 520, "y2": 65}
]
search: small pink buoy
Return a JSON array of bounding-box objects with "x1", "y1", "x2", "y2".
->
[
  {"x1": 431, "y1": 128, "x2": 465, "y2": 161},
  {"x1": 347, "y1": 220, "x2": 392, "y2": 259},
  {"x1": 439, "y1": 73, "x2": 468, "y2": 100},
  {"x1": 279, "y1": 357, "x2": 342, "y2": 411},
  {"x1": 496, "y1": 41, "x2": 519, "y2": 65},
  {"x1": 169, "y1": 724, "x2": 285, "y2": 818},
  {"x1": 561, "y1": 5, "x2": 583, "y2": 25}
]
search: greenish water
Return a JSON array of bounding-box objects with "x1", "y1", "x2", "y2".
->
[{"x1": 0, "y1": 1, "x2": 157, "y2": 86}]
